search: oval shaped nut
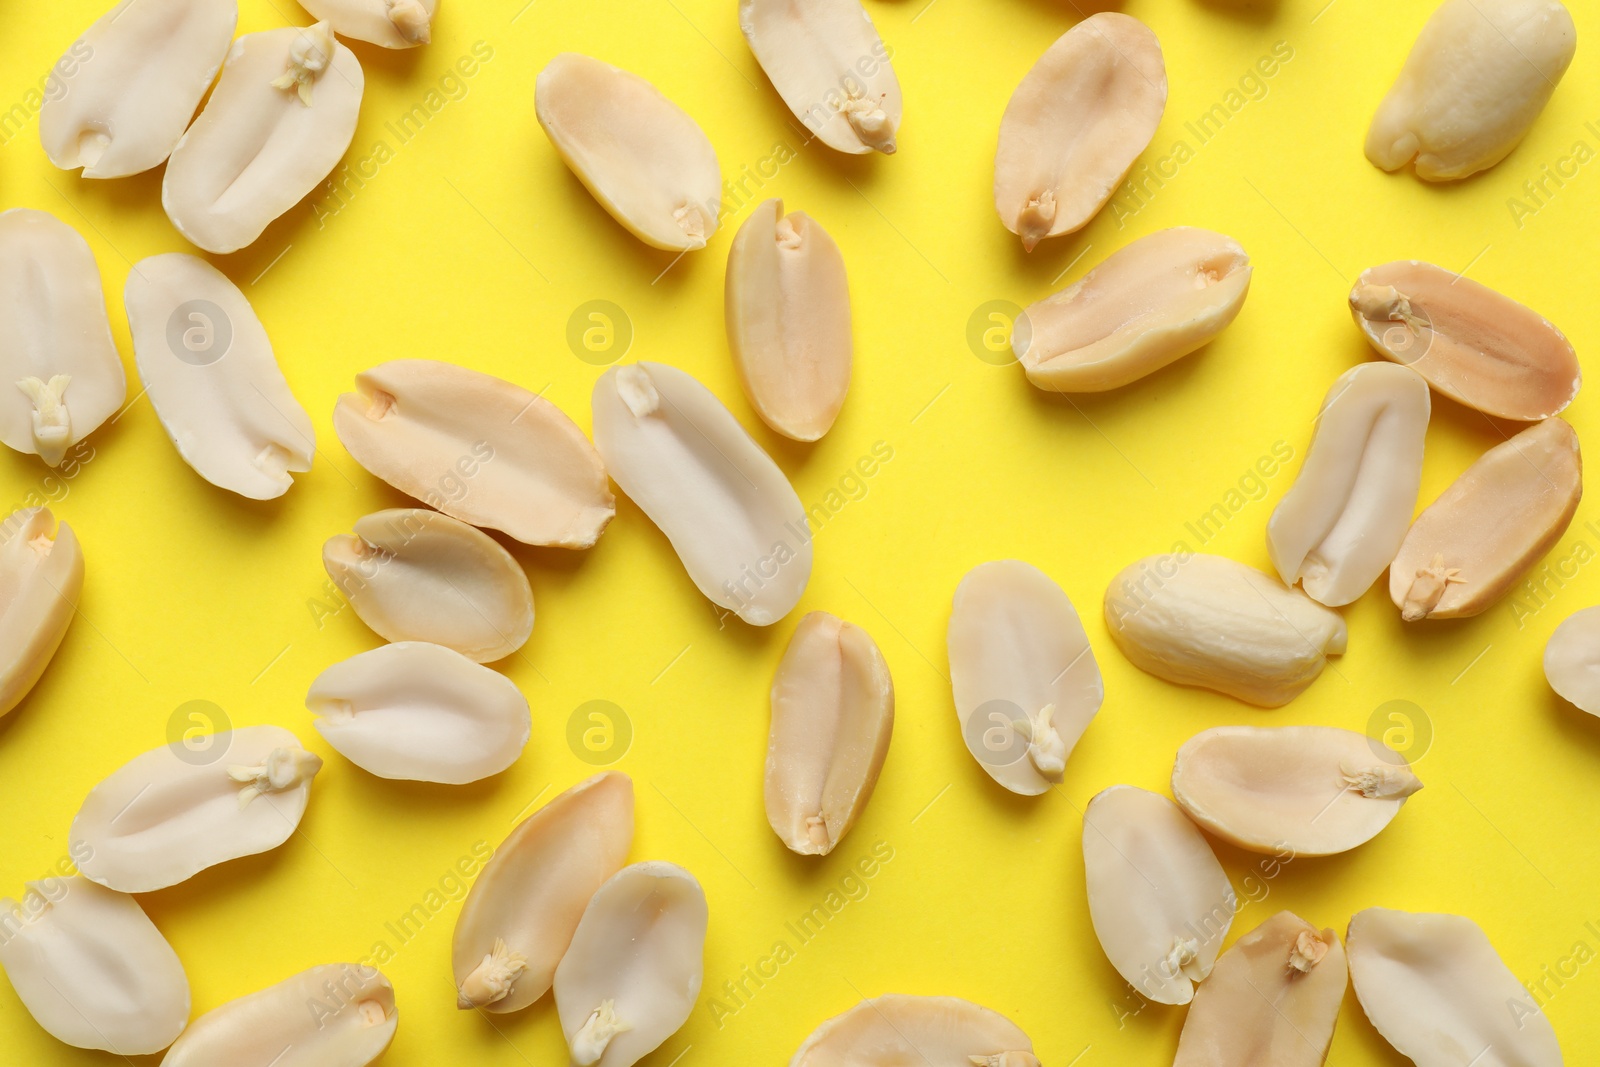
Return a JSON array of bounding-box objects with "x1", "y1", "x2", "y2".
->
[
  {"x1": 1348, "y1": 908, "x2": 1563, "y2": 1067},
  {"x1": 1267, "y1": 363, "x2": 1431, "y2": 606},
  {"x1": 125, "y1": 253, "x2": 314, "y2": 500},
  {"x1": 0, "y1": 876, "x2": 189, "y2": 1055},
  {"x1": 323, "y1": 509, "x2": 534, "y2": 662},
  {"x1": 1544, "y1": 606, "x2": 1600, "y2": 715},
  {"x1": 162, "y1": 963, "x2": 397, "y2": 1067},
  {"x1": 1173, "y1": 911, "x2": 1347, "y2": 1067},
  {"x1": 306, "y1": 642, "x2": 531, "y2": 784},
  {"x1": 994, "y1": 13, "x2": 1166, "y2": 250},
  {"x1": 297, "y1": 0, "x2": 436, "y2": 48},
  {"x1": 0, "y1": 209, "x2": 126, "y2": 468},
  {"x1": 1013, "y1": 228, "x2": 1252, "y2": 392},
  {"x1": 766, "y1": 611, "x2": 893, "y2": 856},
  {"x1": 1083, "y1": 786, "x2": 1235, "y2": 1006},
  {"x1": 554, "y1": 862, "x2": 706, "y2": 1067},
  {"x1": 0, "y1": 508, "x2": 84, "y2": 720},
  {"x1": 334, "y1": 359, "x2": 614, "y2": 548},
  {"x1": 725, "y1": 199, "x2": 852, "y2": 441},
  {"x1": 1104, "y1": 554, "x2": 1347, "y2": 707},
  {"x1": 1350, "y1": 261, "x2": 1579, "y2": 421},
  {"x1": 738, "y1": 0, "x2": 901, "y2": 155},
  {"x1": 536, "y1": 53, "x2": 720, "y2": 252},
  {"x1": 1172, "y1": 725, "x2": 1423, "y2": 857},
  {"x1": 592, "y1": 362, "x2": 810, "y2": 626},
  {"x1": 453, "y1": 772, "x2": 633, "y2": 1013},
  {"x1": 790, "y1": 995, "x2": 1040, "y2": 1067},
  {"x1": 948, "y1": 560, "x2": 1103, "y2": 795},
  {"x1": 163, "y1": 23, "x2": 364, "y2": 254},
  {"x1": 1366, "y1": 0, "x2": 1576, "y2": 181},
  {"x1": 40, "y1": 0, "x2": 237, "y2": 179},
  {"x1": 70, "y1": 725, "x2": 323, "y2": 893},
  {"x1": 1391, "y1": 418, "x2": 1581, "y2": 621}
]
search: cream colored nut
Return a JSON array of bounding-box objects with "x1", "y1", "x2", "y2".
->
[
  {"x1": 1104, "y1": 553, "x2": 1347, "y2": 707},
  {"x1": 161, "y1": 963, "x2": 397, "y2": 1067},
  {"x1": 334, "y1": 359, "x2": 614, "y2": 548},
  {"x1": 70, "y1": 725, "x2": 322, "y2": 893},
  {"x1": 164, "y1": 23, "x2": 363, "y2": 253},
  {"x1": 591, "y1": 362, "x2": 810, "y2": 626},
  {"x1": 1013, "y1": 228, "x2": 1251, "y2": 392},
  {"x1": 0, "y1": 209, "x2": 125, "y2": 468},
  {"x1": 1348, "y1": 908, "x2": 1562, "y2": 1066},
  {"x1": 994, "y1": 13, "x2": 1166, "y2": 250},
  {"x1": 1350, "y1": 260, "x2": 1579, "y2": 421},
  {"x1": 1267, "y1": 363, "x2": 1430, "y2": 606},
  {"x1": 125, "y1": 253, "x2": 314, "y2": 500},
  {"x1": 553, "y1": 861, "x2": 706, "y2": 1067},
  {"x1": 453, "y1": 772, "x2": 633, "y2": 1013},
  {"x1": 306, "y1": 642, "x2": 530, "y2": 784},
  {"x1": 0, "y1": 508, "x2": 83, "y2": 720},
  {"x1": 1544, "y1": 606, "x2": 1600, "y2": 715},
  {"x1": 766, "y1": 611, "x2": 893, "y2": 856},
  {"x1": 726, "y1": 199, "x2": 852, "y2": 441},
  {"x1": 790, "y1": 994, "x2": 1040, "y2": 1066},
  {"x1": 0, "y1": 876, "x2": 189, "y2": 1055},
  {"x1": 298, "y1": 0, "x2": 436, "y2": 48},
  {"x1": 1391, "y1": 417, "x2": 1581, "y2": 621},
  {"x1": 1172, "y1": 725, "x2": 1422, "y2": 857},
  {"x1": 536, "y1": 53, "x2": 720, "y2": 251},
  {"x1": 1082, "y1": 785, "x2": 1234, "y2": 1006},
  {"x1": 1366, "y1": 0, "x2": 1576, "y2": 181},
  {"x1": 738, "y1": 0, "x2": 901, "y2": 155},
  {"x1": 948, "y1": 560, "x2": 1102, "y2": 795},
  {"x1": 1174, "y1": 911, "x2": 1347, "y2": 1067},
  {"x1": 323, "y1": 509, "x2": 533, "y2": 662}
]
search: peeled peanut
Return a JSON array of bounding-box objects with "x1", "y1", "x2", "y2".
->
[
  {"x1": 536, "y1": 53, "x2": 720, "y2": 251},
  {"x1": 1367, "y1": 0, "x2": 1576, "y2": 181},
  {"x1": 1268, "y1": 363, "x2": 1430, "y2": 606},
  {"x1": 297, "y1": 0, "x2": 435, "y2": 48},
  {"x1": 1014, "y1": 228, "x2": 1251, "y2": 392},
  {"x1": 0, "y1": 508, "x2": 83, "y2": 720},
  {"x1": 1350, "y1": 260, "x2": 1579, "y2": 421},
  {"x1": 1544, "y1": 606, "x2": 1600, "y2": 715},
  {"x1": 1391, "y1": 417, "x2": 1580, "y2": 621},
  {"x1": 790, "y1": 995, "x2": 1040, "y2": 1066},
  {"x1": 725, "y1": 199, "x2": 852, "y2": 441},
  {"x1": 994, "y1": 13, "x2": 1166, "y2": 250},
  {"x1": 1104, "y1": 553, "x2": 1347, "y2": 707}
]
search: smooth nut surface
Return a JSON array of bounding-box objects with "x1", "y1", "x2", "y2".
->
[
  {"x1": 0, "y1": 508, "x2": 84, "y2": 721},
  {"x1": 790, "y1": 994, "x2": 1040, "y2": 1067},
  {"x1": 1544, "y1": 605, "x2": 1600, "y2": 715},
  {"x1": 297, "y1": 0, "x2": 436, "y2": 48}
]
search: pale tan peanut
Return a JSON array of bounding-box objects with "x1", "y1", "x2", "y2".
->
[
  {"x1": 297, "y1": 0, "x2": 435, "y2": 47},
  {"x1": 739, "y1": 0, "x2": 900, "y2": 155},
  {"x1": 994, "y1": 13, "x2": 1166, "y2": 250},
  {"x1": 536, "y1": 54, "x2": 720, "y2": 251},
  {"x1": 790, "y1": 995, "x2": 1040, "y2": 1067},
  {"x1": 1367, "y1": 0, "x2": 1576, "y2": 181},
  {"x1": 1267, "y1": 363, "x2": 1430, "y2": 606},
  {"x1": 725, "y1": 199, "x2": 852, "y2": 441},
  {"x1": 161, "y1": 963, "x2": 397, "y2": 1067},
  {"x1": 40, "y1": 0, "x2": 237, "y2": 178},
  {"x1": 323, "y1": 509, "x2": 533, "y2": 661},
  {"x1": 1390, "y1": 418, "x2": 1581, "y2": 621},
  {"x1": 1348, "y1": 908, "x2": 1563, "y2": 1066},
  {"x1": 0, "y1": 876, "x2": 189, "y2": 1055},
  {"x1": 766, "y1": 611, "x2": 892, "y2": 856},
  {"x1": 1544, "y1": 605, "x2": 1600, "y2": 715},
  {"x1": 0, "y1": 508, "x2": 83, "y2": 721},
  {"x1": 1104, "y1": 553, "x2": 1346, "y2": 707},
  {"x1": 1172, "y1": 725, "x2": 1422, "y2": 856},
  {"x1": 334, "y1": 359, "x2": 614, "y2": 549},
  {"x1": 1173, "y1": 911, "x2": 1347, "y2": 1067},
  {"x1": 453, "y1": 772, "x2": 633, "y2": 1013},
  {"x1": 1350, "y1": 260, "x2": 1579, "y2": 421},
  {"x1": 1013, "y1": 227, "x2": 1251, "y2": 392},
  {"x1": 0, "y1": 209, "x2": 125, "y2": 468},
  {"x1": 164, "y1": 23, "x2": 364, "y2": 254}
]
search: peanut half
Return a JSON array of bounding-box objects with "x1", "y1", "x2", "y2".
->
[
  {"x1": 1390, "y1": 417, "x2": 1581, "y2": 621},
  {"x1": 726, "y1": 198, "x2": 853, "y2": 441},
  {"x1": 1349, "y1": 260, "x2": 1579, "y2": 421},
  {"x1": 1366, "y1": 0, "x2": 1576, "y2": 181},
  {"x1": 1544, "y1": 605, "x2": 1600, "y2": 715},
  {"x1": 297, "y1": 0, "x2": 436, "y2": 48},
  {"x1": 994, "y1": 13, "x2": 1166, "y2": 250},
  {"x1": 790, "y1": 994, "x2": 1040, "y2": 1066},
  {"x1": 0, "y1": 508, "x2": 84, "y2": 721}
]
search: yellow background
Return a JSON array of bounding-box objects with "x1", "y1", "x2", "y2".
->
[{"x1": 3, "y1": 0, "x2": 1599, "y2": 1063}]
